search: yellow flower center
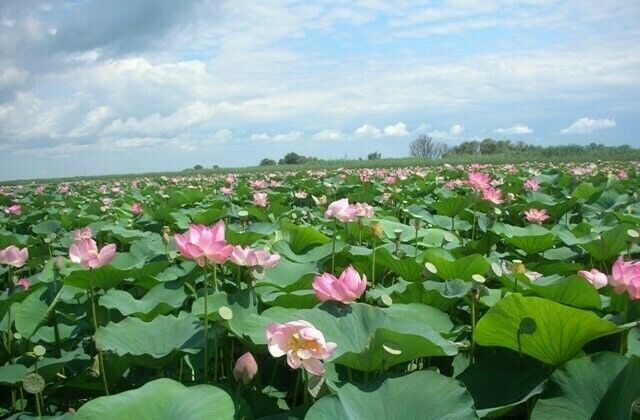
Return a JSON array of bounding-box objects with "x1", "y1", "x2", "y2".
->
[{"x1": 288, "y1": 332, "x2": 320, "y2": 352}]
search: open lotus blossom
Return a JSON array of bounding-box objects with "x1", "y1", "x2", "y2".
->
[
  {"x1": 73, "y1": 227, "x2": 92, "y2": 241},
  {"x1": 523, "y1": 179, "x2": 540, "y2": 191},
  {"x1": 16, "y1": 278, "x2": 30, "y2": 290},
  {"x1": 325, "y1": 198, "x2": 358, "y2": 222},
  {"x1": 220, "y1": 186, "x2": 234, "y2": 196},
  {"x1": 130, "y1": 202, "x2": 143, "y2": 215},
  {"x1": 69, "y1": 239, "x2": 116, "y2": 269},
  {"x1": 174, "y1": 221, "x2": 233, "y2": 266},
  {"x1": 0, "y1": 246, "x2": 29, "y2": 267},
  {"x1": 354, "y1": 202, "x2": 374, "y2": 218},
  {"x1": 233, "y1": 352, "x2": 258, "y2": 385},
  {"x1": 609, "y1": 256, "x2": 640, "y2": 299},
  {"x1": 482, "y1": 187, "x2": 503, "y2": 204},
  {"x1": 4, "y1": 204, "x2": 21, "y2": 216},
  {"x1": 266, "y1": 320, "x2": 337, "y2": 376},
  {"x1": 294, "y1": 190, "x2": 308, "y2": 199},
  {"x1": 577, "y1": 268, "x2": 608, "y2": 289},
  {"x1": 313, "y1": 265, "x2": 367, "y2": 304},
  {"x1": 524, "y1": 208, "x2": 549, "y2": 224},
  {"x1": 230, "y1": 245, "x2": 280, "y2": 268},
  {"x1": 467, "y1": 171, "x2": 492, "y2": 192},
  {"x1": 253, "y1": 191, "x2": 269, "y2": 207}
]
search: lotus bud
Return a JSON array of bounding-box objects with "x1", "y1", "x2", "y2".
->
[
  {"x1": 162, "y1": 226, "x2": 171, "y2": 244},
  {"x1": 233, "y1": 352, "x2": 258, "y2": 385},
  {"x1": 54, "y1": 256, "x2": 65, "y2": 271},
  {"x1": 370, "y1": 222, "x2": 383, "y2": 238}
]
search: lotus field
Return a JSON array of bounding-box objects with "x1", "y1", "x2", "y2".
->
[{"x1": 2, "y1": 161, "x2": 640, "y2": 419}]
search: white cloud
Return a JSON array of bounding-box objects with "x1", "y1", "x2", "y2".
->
[
  {"x1": 561, "y1": 117, "x2": 616, "y2": 134},
  {"x1": 250, "y1": 133, "x2": 270, "y2": 141},
  {"x1": 494, "y1": 124, "x2": 533, "y2": 134},
  {"x1": 68, "y1": 106, "x2": 111, "y2": 138},
  {"x1": 449, "y1": 124, "x2": 465, "y2": 136},
  {"x1": 272, "y1": 131, "x2": 303, "y2": 142},
  {"x1": 312, "y1": 129, "x2": 344, "y2": 141},
  {"x1": 354, "y1": 124, "x2": 382, "y2": 138},
  {"x1": 383, "y1": 122, "x2": 409, "y2": 137}
]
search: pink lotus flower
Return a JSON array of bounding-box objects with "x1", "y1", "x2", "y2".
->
[
  {"x1": 523, "y1": 179, "x2": 540, "y2": 191},
  {"x1": 618, "y1": 170, "x2": 629, "y2": 179},
  {"x1": 73, "y1": 227, "x2": 92, "y2": 241},
  {"x1": 445, "y1": 179, "x2": 464, "y2": 189},
  {"x1": 233, "y1": 352, "x2": 258, "y2": 385},
  {"x1": 0, "y1": 246, "x2": 29, "y2": 267},
  {"x1": 69, "y1": 239, "x2": 116, "y2": 269},
  {"x1": 174, "y1": 222, "x2": 233, "y2": 266},
  {"x1": 230, "y1": 246, "x2": 280, "y2": 269},
  {"x1": 266, "y1": 320, "x2": 337, "y2": 376},
  {"x1": 482, "y1": 187, "x2": 503, "y2": 204},
  {"x1": 16, "y1": 278, "x2": 30, "y2": 290},
  {"x1": 324, "y1": 198, "x2": 358, "y2": 222},
  {"x1": 131, "y1": 202, "x2": 143, "y2": 215},
  {"x1": 468, "y1": 172, "x2": 491, "y2": 192},
  {"x1": 220, "y1": 186, "x2": 234, "y2": 196},
  {"x1": 102, "y1": 197, "x2": 112, "y2": 207},
  {"x1": 58, "y1": 184, "x2": 69, "y2": 194},
  {"x1": 354, "y1": 202, "x2": 374, "y2": 218},
  {"x1": 253, "y1": 192, "x2": 269, "y2": 207},
  {"x1": 250, "y1": 179, "x2": 267, "y2": 190},
  {"x1": 4, "y1": 204, "x2": 21, "y2": 216},
  {"x1": 313, "y1": 265, "x2": 367, "y2": 304},
  {"x1": 35, "y1": 186, "x2": 45, "y2": 195},
  {"x1": 610, "y1": 256, "x2": 640, "y2": 299},
  {"x1": 577, "y1": 268, "x2": 608, "y2": 289},
  {"x1": 524, "y1": 208, "x2": 549, "y2": 224}
]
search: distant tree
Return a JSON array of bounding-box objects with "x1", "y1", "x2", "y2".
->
[
  {"x1": 193, "y1": 164, "x2": 204, "y2": 170},
  {"x1": 260, "y1": 158, "x2": 276, "y2": 166},
  {"x1": 479, "y1": 138, "x2": 499, "y2": 155},
  {"x1": 280, "y1": 152, "x2": 308, "y2": 165},
  {"x1": 409, "y1": 135, "x2": 449, "y2": 158},
  {"x1": 367, "y1": 151, "x2": 382, "y2": 160}
]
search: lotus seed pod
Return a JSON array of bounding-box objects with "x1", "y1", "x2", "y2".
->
[{"x1": 23, "y1": 373, "x2": 45, "y2": 394}]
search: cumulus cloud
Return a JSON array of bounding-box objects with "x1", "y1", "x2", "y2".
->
[
  {"x1": 354, "y1": 124, "x2": 382, "y2": 138},
  {"x1": 354, "y1": 122, "x2": 409, "y2": 138},
  {"x1": 312, "y1": 129, "x2": 344, "y2": 141},
  {"x1": 494, "y1": 124, "x2": 533, "y2": 134},
  {"x1": 561, "y1": 117, "x2": 616, "y2": 134},
  {"x1": 449, "y1": 124, "x2": 465, "y2": 136},
  {"x1": 250, "y1": 130, "x2": 303, "y2": 143}
]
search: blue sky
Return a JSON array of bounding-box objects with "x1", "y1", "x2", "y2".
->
[{"x1": 1, "y1": 0, "x2": 639, "y2": 180}]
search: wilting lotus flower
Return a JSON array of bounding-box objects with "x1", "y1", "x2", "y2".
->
[
  {"x1": 577, "y1": 268, "x2": 608, "y2": 289},
  {"x1": 482, "y1": 187, "x2": 503, "y2": 204},
  {"x1": 130, "y1": 202, "x2": 143, "y2": 215},
  {"x1": 69, "y1": 239, "x2": 116, "y2": 269},
  {"x1": 0, "y1": 246, "x2": 29, "y2": 267},
  {"x1": 4, "y1": 204, "x2": 21, "y2": 216},
  {"x1": 354, "y1": 202, "x2": 374, "y2": 218},
  {"x1": 266, "y1": 320, "x2": 337, "y2": 376},
  {"x1": 524, "y1": 208, "x2": 549, "y2": 224},
  {"x1": 233, "y1": 352, "x2": 258, "y2": 385},
  {"x1": 253, "y1": 192, "x2": 269, "y2": 207},
  {"x1": 610, "y1": 256, "x2": 640, "y2": 299},
  {"x1": 16, "y1": 278, "x2": 30, "y2": 290},
  {"x1": 73, "y1": 227, "x2": 92, "y2": 241},
  {"x1": 325, "y1": 198, "x2": 358, "y2": 222},
  {"x1": 312, "y1": 195, "x2": 327, "y2": 206},
  {"x1": 468, "y1": 171, "x2": 491, "y2": 192},
  {"x1": 174, "y1": 222, "x2": 233, "y2": 266},
  {"x1": 313, "y1": 265, "x2": 367, "y2": 304},
  {"x1": 230, "y1": 246, "x2": 280, "y2": 269},
  {"x1": 523, "y1": 179, "x2": 540, "y2": 191}
]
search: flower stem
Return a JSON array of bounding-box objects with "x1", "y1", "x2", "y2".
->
[
  {"x1": 331, "y1": 220, "x2": 337, "y2": 273},
  {"x1": 89, "y1": 269, "x2": 109, "y2": 395},
  {"x1": 202, "y1": 263, "x2": 209, "y2": 383}
]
